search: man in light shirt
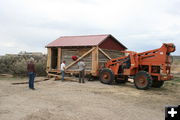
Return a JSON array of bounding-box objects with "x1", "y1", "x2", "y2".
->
[
  {"x1": 60, "y1": 61, "x2": 66, "y2": 81},
  {"x1": 78, "y1": 59, "x2": 86, "y2": 83}
]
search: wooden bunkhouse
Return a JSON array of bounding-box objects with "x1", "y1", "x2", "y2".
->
[{"x1": 46, "y1": 34, "x2": 127, "y2": 77}]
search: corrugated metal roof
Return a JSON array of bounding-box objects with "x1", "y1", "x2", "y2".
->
[{"x1": 46, "y1": 34, "x2": 127, "y2": 49}]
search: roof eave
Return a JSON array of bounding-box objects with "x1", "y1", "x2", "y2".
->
[{"x1": 45, "y1": 45, "x2": 97, "y2": 48}]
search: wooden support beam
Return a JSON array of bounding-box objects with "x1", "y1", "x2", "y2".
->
[
  {"x1": 12, "y1": 78, "x2": 50, "y2": 85},
  {"x1": 92, "y1": 47, "x2": 99, "y2": 76},
  {"x1": 97, "y1": 47, "x2": 99, "y2": 71},
  {"x1": 65, "y1": 47, "x2": 96, "y2": 70},
  {"x1": 98, "y1": 48, "x2": 111, "y2": 60},
  {"x1": 48, "y1": 73, "x2": 60, "y2": 77},
  {"x1": 65, "y1": 70, "x2": 91, "y2": 74},
  {"x1": 47, "y1": 48, "x2": 52, "y2": 71},
  {"x1": 57, "y1": 48, "x2": 61, "y2": 70}
]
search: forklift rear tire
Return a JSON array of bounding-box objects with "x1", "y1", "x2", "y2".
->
[
  {"x1": 115, "y1": 76, "x2": 128, "y2": 84},
  {"x1": 152, "y1": 80, "x2": 164, "y2": 88},
  {"x1": 134, "y1": 71, "x2": 152, "y2": 90},
  {"x1": 100, "y1": 69, "x2": 114, "y2": 84}
]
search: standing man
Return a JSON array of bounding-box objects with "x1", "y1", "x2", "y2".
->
[
  {"x1": 60, "y1": 61, "x2": 66, "y2": 81},
  {"x1": 78, "y1": 59, "x2": 86, "y2": 83},
  {"x1": 27, "y1": 57, "x2": 36, "y2": 90}
]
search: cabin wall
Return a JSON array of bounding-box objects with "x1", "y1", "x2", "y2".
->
[
  {"x1": 61, "y1": 47, "x2": 92, "y2": 71},
  {"x1": 47, "y1": 47, "x2": 125, "y2": 76},
  {"x1": 98, "y1": 49, "x2": 125, "y2": 68},
  {"x1": 102, "y1": 49, "x2": 124, "y2": 58},
  {"x1": 98, "y1": 50, "x2": 109, "y2": 68}
]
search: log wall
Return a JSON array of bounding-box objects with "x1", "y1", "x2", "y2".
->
[
  {"x1": 98, "y1": 50, "x2": 109, "y2": 68},
  {"x1": 98, "y1": 49, "x2": 124, "y2": 69},
  {"x1": 102, "y1": 49, "x2": 124, "y2": 58},
  {"x1": 61, "y1": 47, "x2": 92, "y2": 71},
  {"x1": 48, "y1": 47, "x2": 125, "y2": 76}
]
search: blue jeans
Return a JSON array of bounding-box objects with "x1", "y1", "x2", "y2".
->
[
  {"x1": 28, "y1": 72, "x2": 35, "y2": 89},
  {"x1": 61, "y1": 71, "x2": 65, "y2": 81}
]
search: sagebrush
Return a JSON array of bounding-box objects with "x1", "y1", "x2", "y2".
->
[{"x1": 0, "y1": 55, "x2": 47, "y2": 76}]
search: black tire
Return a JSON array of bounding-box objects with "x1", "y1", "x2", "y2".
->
[
  {"x1": 152, "y1": 80, "x2": 164, "y2": 88},
  {"x1": 99, "y1": 69, "x2": 114, "y2": 84},
  {"x1": 115, "y1": 76, "x2": 128, "y2": 84},
  {"x1": 134, "y1": 71, "x2": 152, "y2": 90}
]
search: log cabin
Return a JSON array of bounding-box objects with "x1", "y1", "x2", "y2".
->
[{"x1": 45, "y1": 34, "x2": 127, "y2": 78}]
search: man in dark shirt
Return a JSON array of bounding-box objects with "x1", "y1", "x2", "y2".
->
[{"x1": 27, "y1": 57, "x2": 36, "y2": 90}]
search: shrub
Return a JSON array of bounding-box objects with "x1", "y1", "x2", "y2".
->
[{"x1": 0, "y1": 54, "x2": 47, "y2": 76}]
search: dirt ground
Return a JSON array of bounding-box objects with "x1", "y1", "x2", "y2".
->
[{"x1": 0, "y1": 77, "x2": 179, "y2": 120}]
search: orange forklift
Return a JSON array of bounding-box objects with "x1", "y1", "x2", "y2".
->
[{"x1": 99, "y1": 43, "x2": 176, "y2": 90}]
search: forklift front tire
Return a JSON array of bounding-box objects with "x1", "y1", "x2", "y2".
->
[{"x1": 100, "y1": 69, "x2": 114, "y2": 84}]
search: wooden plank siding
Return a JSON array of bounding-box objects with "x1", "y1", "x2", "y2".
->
[
  {"x1": 67, "y1": 54, "x2": 92, "y2": 71},
  {"x1": 102, "y1": 49, "x2": 124, "y2": 58},
  {"x1": 98, "y1": 50, "x2": 109, "y2": 69},
  {"x1": 47, "y1": 47, "x2": 125, "y2": 77},
  {"x1": 62, "y1": 47, "x2": 92, "y2": 71}
]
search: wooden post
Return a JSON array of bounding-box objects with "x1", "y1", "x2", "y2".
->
[
  {"x1": 92, "y1": 47, "x2": 99, "y2": 76},
  {"x1": 57, "y1": 48, "x2": 61, "y2": 70},
  {"x1": 47, "y1": 48, "x2": 52, "y2": 71}
]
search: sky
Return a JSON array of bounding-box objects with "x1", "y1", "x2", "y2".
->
[{"x1": 0, "y1": 0, "x2": 179, "y2": 55}]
